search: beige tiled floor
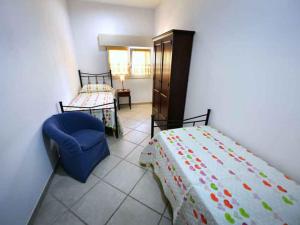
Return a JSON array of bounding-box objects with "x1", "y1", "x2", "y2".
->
[{"x1": 32, "y1": 104, "x2": 172, "y2": 225}]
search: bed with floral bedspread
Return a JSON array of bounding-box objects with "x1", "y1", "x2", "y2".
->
[{"x1": 140, "y1": 126, "x2": 300, "y2": 225}]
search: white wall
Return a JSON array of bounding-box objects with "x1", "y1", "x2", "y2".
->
[
  {"x1": 155, "y1": 0, "x2": 300, "y2": 182},
  {"x1": 67, "y1": 0, "x2": 154, "y2": 103},
  {"x1": 0, "y1": 0, "x2": 79, "y2": 224}
]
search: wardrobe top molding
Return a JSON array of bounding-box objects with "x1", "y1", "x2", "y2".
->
[{"x1": 153, "y1": 29, "x2": 195, "y2": 42}]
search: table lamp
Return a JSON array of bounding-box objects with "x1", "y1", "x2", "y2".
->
[{"x1": 120, "y1": 74, "x2": 126, "y2": 90}]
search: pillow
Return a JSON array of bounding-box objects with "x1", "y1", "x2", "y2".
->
[{"x1": 80, "y1": 84, "x2": 113, "y2": 93}]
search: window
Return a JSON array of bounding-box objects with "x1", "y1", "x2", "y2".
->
[
  {"x1": 107, "y1": 46, "x2": 151, "y2": 78},
  {"x1": 107, "y1": 47, "x2": 129, "y2": 76},
  {"x1": 130, "y1": 48, "x2": 151, "y2": 77}
]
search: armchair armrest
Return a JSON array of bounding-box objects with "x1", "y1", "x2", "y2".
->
[{"x1": 43, "y1": 122, "x2": 82, "y2": 155}]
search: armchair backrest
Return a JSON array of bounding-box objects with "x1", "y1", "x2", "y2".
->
[
  {"x1": 43, "y1": 114, "x2": 82, "y2": 154},
  {"x1": 53, "y1": 111, "x2": 104, "y2": 134}
]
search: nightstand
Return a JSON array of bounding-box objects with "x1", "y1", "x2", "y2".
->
[{"x1": 116, "y1": 89, "x2": 131, "y2": 110}]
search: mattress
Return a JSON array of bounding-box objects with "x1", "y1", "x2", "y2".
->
[{"x1": 140, "y1": 126, "x2": 300, "y2": 225}]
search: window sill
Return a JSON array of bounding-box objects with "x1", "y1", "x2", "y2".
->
[{"x1": 112, "y1": 76, "x2": 152, "y2": 80}]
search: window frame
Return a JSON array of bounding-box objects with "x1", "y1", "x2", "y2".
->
[
  {"x1": 129, "y1": 47, "x2": 152, "y2": 78},
  {"x1": 107, "y1": 46, "x2": 152, "y2": 79},
  {"x1": 107, "y1": 46, "x2": 130, "y2": 77}
]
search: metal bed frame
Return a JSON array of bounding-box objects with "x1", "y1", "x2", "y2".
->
[
  {"x1": 78, "y1": 70, "x2": 113, "y2": 88},
  {"x1": 59, "y1": 70, "x2": 119, "y2": 138},
  {"x1": 151, "y1": 109, "x2": 211, "y2": 138}
]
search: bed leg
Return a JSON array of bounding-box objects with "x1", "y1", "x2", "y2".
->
[
  {"x1": 114, "y1": 99, "x2": 119, "y2": 138},
  {"x1": 78, "y1": 70, "x2": 83, "y2": 87},
  {"x1": 109, "y1": 70, "x2": 113, "y2": 88},
  {"x1": 151, "y1": 114, "x2": 154, "y2": 138},
  {"x1": 59, "y1": 101, "x2": 64, "y2": 113},
  {"x1": 205, "y1": 109, "x2": 211, "y2": 126}
]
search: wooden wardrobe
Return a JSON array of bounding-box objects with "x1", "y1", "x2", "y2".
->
[{"x1": 152, "y1": 29, "x2": 195, "y2": 129}]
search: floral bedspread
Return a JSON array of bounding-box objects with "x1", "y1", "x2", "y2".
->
[
  {"x1": 66, "y1": 91, "x2": 122, "y2": 133},
  {"x1": 140, "y1": 126, "x2": 300, "y2": 225}
]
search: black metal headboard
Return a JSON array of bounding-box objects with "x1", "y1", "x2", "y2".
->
[
  {"x1": 78, "y1": 70, "x2": 113, "y2": 88},
  {"x1": 151, "y1": 109, "x2": 211, "y2": 138}
]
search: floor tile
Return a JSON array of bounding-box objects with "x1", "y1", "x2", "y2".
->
[
  {"x1": 135, "y1": 122, "x2": 151, "y2": 134},
  {"x1": 123, "y1": 130, "x2": 148, "y2": 144},
  {"x1": 109, "y1": 140, "x2": 137, "y2": 158},
  {"x1": 106, "y1": 135, "x2": 118, "y2": 146},
  {"x1": 122, "y1": 119, "x2": 143, "y2": 129},
  {"x1": 159, "y1": 217, "x2": 172, "y2": 225},
  {"x1": 130, "y1": 171, "x2": 167, "y2": 214},
  {"x1": 72, "y1": 181, "x2": 126, "y2": 225},
  {"x1": 142, "y1": 118, "x2": 152, "y2": 124},
  {"x1": 48, "y1": 167, "x2": 99, "y2": 207},
  {"x1": 32, "y1": 194, "x2": 67, "y2": 225},
  {"x1": 125, "y1": 146, "x2": 144, "y2": 167},
  {"x1": 118, "y1": 114, "x2": 133, "y2": 121},
  {"x1": 139, "y1": 136, "x2": 151, "y2": 147},
  {"x1": 93, "y1": 154, "x2": 122, "y2": 178},
  {"x1": 53, "y1": 211, "x2": 85, "y2": 225},
  {"x1": 133, "y1": 113, "x2": 150, "y2": 121},
  {"x1": 106, "y1": 197, "x2": 161, "y2": 225},
  {"x1": 122, "y1": 127, "x2": 132, "y2": 135},
  {"x1": 104, "y1": 161, "x2": 145, "y2": 194}
]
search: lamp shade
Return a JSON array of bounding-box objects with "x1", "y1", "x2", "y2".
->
[{"x1": 120, "y1": 74, "x2": 125, "y2": 82}]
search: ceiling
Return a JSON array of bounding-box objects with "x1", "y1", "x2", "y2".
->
[{"x1": 78, "y1": 0, "x2": 161, "y2": 9}]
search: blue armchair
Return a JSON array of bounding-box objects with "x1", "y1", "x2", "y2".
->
[{"x1": 43, "y1": 111, "x2": 110, "y2": 182}]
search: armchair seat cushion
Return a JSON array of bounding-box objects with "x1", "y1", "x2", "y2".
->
[{"x1": 71, "y1": 129, "x2": 105, "y2": 151}]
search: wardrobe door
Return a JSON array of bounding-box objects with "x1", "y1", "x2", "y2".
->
[
  {"x1": 160, "y1": 94, "x2": 168, "y2": 120},
  {"x1": 152, "y1": 43, "x2": 162, "y2": 120},
  {"x1": 152, "y1": 89, "x2": 160, "y2": 119},
  {"x1": 159, "y1": 40, "x2": 172, "y2": 120},
  {"x1": 161, "y1": 40, "x2": 172, "y2": 96},
  {"x1": 153, "y1": 43, "x2": 162, "y2": 91}
]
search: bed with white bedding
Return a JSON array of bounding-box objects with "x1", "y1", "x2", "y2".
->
[
  {"x1": 140, "y1": 126, "x2": 300, "y2": 225},
  {"x1": 59, "y1": 70, "x2": 122, "y2": 137}
]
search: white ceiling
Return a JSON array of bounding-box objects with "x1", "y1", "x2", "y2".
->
[{"x1": 77, "y1": 0, "x2": 161, "y2": 9}]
